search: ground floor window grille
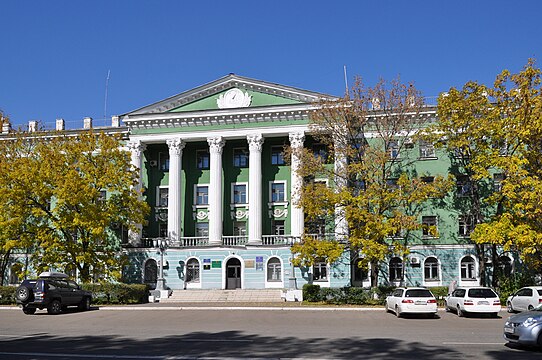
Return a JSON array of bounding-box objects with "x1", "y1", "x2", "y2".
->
[
  {"x1": 186, "y1": 259, "x2": 200, "y2": 283},
  {"x1": 267, "y1": 257, "x2": 281, "y2": 281},
  {"x1": 461, "y1": 256, "x2": 476, "y2": 280},
  {"x1": 312, "y1": 259, "x2": 328, "y2": 281},
  {"x1": 424, "y1": 257, "x2": 439, "y2": 281},
  {"x1": 389, "y1": 257, "x2": 403, "y2": 281}
]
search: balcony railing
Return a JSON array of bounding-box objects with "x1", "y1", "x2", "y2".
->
[
  {"x1": 222, "y1": 236, "x2": 249, "y2": 246},
  {"x1": 262, "y1": 235, "x2": 301, "y2": 246}
]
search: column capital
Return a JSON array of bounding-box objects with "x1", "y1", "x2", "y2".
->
[
  {"x1": 289, "y1": 132, "x2": 305, "y2": 148},
  {"x1": 127, "y1": 140, "x2": 146, "y2": 156},
  {"x1": 166, "y1": 138, "x2": 185, "y2": 156},
  {"x1": 247, "y1": 133, "x2": 264, "y2": 152},
  {"x1": 207, "y1": 136, "x2": 225, "y2": 154}
]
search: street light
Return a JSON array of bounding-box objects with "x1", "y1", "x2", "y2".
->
[{"x1": 155, "y1": 238, "x2": 169, "y2": 291}]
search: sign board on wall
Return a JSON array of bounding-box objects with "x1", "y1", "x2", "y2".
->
[
  {"x1": 245, "y1": 260, "x2": 255, "y2": 268},
  {"x1": 256, "y1": 256, "x2": 264, "y2": 271},
  {"x1": 211, "y1": 260, "x2": 221, "y2": 269}
]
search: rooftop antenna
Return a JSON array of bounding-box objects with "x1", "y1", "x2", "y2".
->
[
  {"x1": 343, "y1": 65, "x2": 349, "y2": 96},
  {"x1": 104, "y1": 70, "x2": 111, "y2": 122}
]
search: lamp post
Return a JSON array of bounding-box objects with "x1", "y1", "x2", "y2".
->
[{"x1": 155, "y1": 238, "x2": 168, "y2": 291}]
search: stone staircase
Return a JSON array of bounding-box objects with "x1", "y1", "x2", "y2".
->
[{"x1": 160, "y1": 289, "x2": 284, "y2": 303}]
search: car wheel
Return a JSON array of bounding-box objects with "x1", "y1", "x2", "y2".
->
[
  {"x1": 395, "y1": 305, "x2": 401, "y2": 318},
  {"x1": 22, "y1": 307, "x2": 36, "y2": 315},
  {"x1": 528, "y1": 305, "x2": 534, "y2": 311},
  {"x1": 16, "y1": 286, "x2": 31, "y2": 302},
  {"x1": 444, "y1": 301, "x2": 450, "y2": 312},
  {"x1": 538, "y1": 331, "x2": 542, "y2": 350},
  {"x1": 79, "y1": 297, "x2": 91, "y2": 311},
  {"x1": 457, "y1": 305, "x2": 464, "y2": 317},
  {"x1": 47, "y1": 299, "x2": 62, "y2": 315},
  {"x1": 507, "y1": 302, "x2": 515, "y2": 313}
]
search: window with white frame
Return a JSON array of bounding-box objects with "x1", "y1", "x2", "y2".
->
[
  {"x1": 312, "y1": 259, "x2": 328, "y2": 281},
  {"x1": 157, "y1": 187, "x2": 169, "y2": 207},
  {"x1": 419, "y1": 140, "x2": 436, "y2": 158},
  {"x1": 267, "y1": 257, "x2": 282, "y2": 281},
  {"x1": 387, "y1": 140, "x2": 400, "y2": 160},
  {"x1": 233, "y1": 148, "x2": 249, "y2": 167},
  {"x1": 389, "y1": 257, "x2": 403, "y2": 281},
  {"x1": 195, "y1": 185, "x2": 209, "y2": 205},
  {"x1": 233, "y1": 221, "x2": 247, "y2": 236},
  {"x1": 422, "y1": 216, "x2": 438, "y2": 237},
  {"x1": 159, "y1": 152, "x2": 170, "y2": 172},
  {"x1": 186, "y1": 258, "x2": 200, "y2": 283},
  {"x1": 458, "y1": 215, "x2": 474, "y2": 237},
  {"x1": 195, "y1": 222, "x2": 209, "y2": 237},
  {"x1": 424, "y1": 257, "x2": 439, "y2": 281},
  {"x1": 456, "y1": 175, "x2": 472, "y2": 197},
  {"x1": 272, "y1": 219, "x2": 285, "y2": 235},
  {"x1": 497, "y1": 256, "x2": 513, "y2": 277},
  {"x1": 270, "y1": 182, "x2": 286, "y2": 203},
  {"x1": 196, "y1": 150, "x2": 210, "y2": 170},
  {"x1": 98, "y1": 190, "x2": 107, "y2": 204},
  {"x1": 460, "y1": 256, "x2": 476, "y2": 280},
  {"x1": 232, "y1": 183, "x2": 247, "y2": 204},
  {"x1": 271, "y1": 146, "x2": 285, "y2": 165},
  {"x1": 312, "y1": 143, "x2": 328, "y2": 162},
  {"x1": 493, "y1": 173, "x2": 504, "y2": 192},
  {"x1": 158, "y1": 222, "x2": 168, "y2": 237}
]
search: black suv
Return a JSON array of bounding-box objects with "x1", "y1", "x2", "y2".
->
[{"x1": 15, "y1": 272, "x2": 92, "y2": 315}]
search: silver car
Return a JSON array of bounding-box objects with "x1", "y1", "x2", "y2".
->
[{"x1": 504, "y1": 304, "x2": 542, "y2": 348}]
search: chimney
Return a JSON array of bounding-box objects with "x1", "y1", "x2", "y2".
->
[
  {"x1": 111, "y1": 116, "x2": 120, "y2": 127},
  {"x1": 2, "y1": 121, "x2": 11, "y2": 134},
  {"x1": 83, "y1": 117, "x2": 93, "y2": 129},
  {"x1": 28, "y1": 121, "x2": 38, "y2": 132},
  {"x1": 56, "y1": 118, "x2": 65, "y2": 131}
]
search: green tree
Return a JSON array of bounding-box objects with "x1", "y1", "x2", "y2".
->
[
  {"x1": 0, "y1": 130, "x2": 149, "y2": 283},
  {"x1": 291, "y1": 77, "x2": 451, "y2": 287}
]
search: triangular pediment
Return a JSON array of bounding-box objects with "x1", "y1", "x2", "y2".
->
[{"x1": 126, "y1": 74, "x2": 334, "y2": 115}]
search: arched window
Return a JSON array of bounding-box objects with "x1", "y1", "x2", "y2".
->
[
  {"x1": 389, "y1": 257, "x2": 403, "y2": 281},
  {"x1": 144, "y1": 259, "x2": 158, "y2": 289},
  {"x1": 186, "y1": 258, "x2": 200, "y2": 283},
  {"x1": 424, "y1": 257, "x2": 439, "y2": 281},
  {"x1": 9, "y1": 263, "x2": 23, "y2": 284},
  {"x1": 460, "y1": 256, "x2": 476, "y2": 280},
  {"x1": 267, "y1": 257, "x2": 281, "y2": 282},
  {"x1": 497, "y1": 256, "x2": 513, "y2": 277}
]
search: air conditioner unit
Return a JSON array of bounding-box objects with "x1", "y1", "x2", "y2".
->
[
  {"x1": 410, "y1": 257, "x2": 420, "y2": 265},
  {"x1": 149, "y1": 160, "x2": 158, "y2": 167}
]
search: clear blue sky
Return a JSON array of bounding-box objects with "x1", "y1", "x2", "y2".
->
[{"x1": 2, "y1": 1, "x2": 541, "y2": 128}]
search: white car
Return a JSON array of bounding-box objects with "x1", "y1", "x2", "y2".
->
[
  {"x1": 445, "y1": 287, "x2": 501, "y2": 317},
  {"x1": 385, "y1": 287, "x2": 438, "y2": 318},
  {"x1": 506, "y1": 286, "x2": 542, "y2": 313}
]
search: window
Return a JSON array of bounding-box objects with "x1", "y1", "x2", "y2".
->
[
  {"x1": 271, "y1": 182, "x2": 285, "y2": 202},
  {"x1": 233, "y1": 184, "x2": 247, "y2": 204},
  {"x1": 421, "y1": 176, "x2": 434, "y2": 183},
  {"x1": 158, "y1": 222, "x2": 168, "y2": 237},
  {"x1": 157, "y1": 187, "x2": 169, "y2": 207},
  {"x1": 422, "y1": 216, "x2": 438, "y2": 237},
  {"x1": 233, "y1": 148, "x2": 249, "y2": 167},
  {"x1": 159, "y1": 152, "x2": 170, "y2": 171},
  {"x1": 387, "y1": 140, "x2": 400, "y2": 160},
  {"x1": 353, "y1": 256, "x2": 369, "y2": 282},
  {"x1": 98, "y1": 190, "x2": 107, "y2": 204},
  {"x1": 312, "y1": 259, "x2": 328, "y2": 281},
  {"x1": 419, "y1": 141, "x2": 436, "y2": 158},
  {"x1": 458, "y1": 215, "x2": 474, "y2": 237},
  {"x1": 389, "y1": 257, "x2": 403, "y2": 281},
  {"x1": 195, "y1": 223, "x2": 209, "y2": 237},
  {"x1": 307, "y1": 217, "x2": 326, "y2": 235},
  {"x1": 233, "y1": 221, "x2": 247, "y2": 236},
  {"x1": 186, "y1": 258, "x2": 200, "y2": 283},
  {"x1": 195, "y1": 185, "x2": 209, "y2": 205},
  {"x1": 460, "y1": 256, "x2": 476, "y2": 280},
  {"x1": 493, "y1": 173, "x2": 504, "y2": 192},
  {"x1": 497, "y1": 256, "x2": 513, "y2": 277},
  {"x1": 456, "y1": 175, "x2": 471, "y2": 197},
  {"x1": 271, "y1": 146, "x2": 285, "y2": 165},
  {"x1": 424, "y1": 257, "x2": 439, "y2": 281},
  {"x1": 267, "y1": 257, "x2": 282, "y2": 281},
  {"x1": 196, "y1": 150, "x2": 210, "y2": 170},
  {"x1": 312, "y1": 143, "x2": 328, "y2": 162},
  {"x1": 386, "y1": 178, "x2": 399, "y2": 189},
  {"x1": 272, "y1": 219, "x2": 285, "y2": 235}
]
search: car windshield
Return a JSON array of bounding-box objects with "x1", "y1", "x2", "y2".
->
[
  {"x1": 468, "y1": 288, "x2": 497, "y2": 298},
  {"x1": 405, "y1": 289, "x2": 433, "y2": 298},
  {"x1": 538, "y1": 290, "x2": 542, "y2": 296}
]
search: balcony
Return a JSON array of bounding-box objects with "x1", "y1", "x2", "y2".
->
[{"x1": 136, "y1": 235, "x2": 303, "y2": 249}]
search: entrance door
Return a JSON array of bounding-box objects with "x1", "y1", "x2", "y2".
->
[{"x1": 226, "y1": 258, "x2": 241, "y2": 289}]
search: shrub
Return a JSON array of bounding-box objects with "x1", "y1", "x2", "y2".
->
[
  {"x1": 0, "y1": 286, "x2": 16, "y2": 305},
  {"x1": 81, "y1": 283, "x2": 149, "y2": 304},
  {"x1": 302, "y1": 284, "x2": 321, "y2": 302}
]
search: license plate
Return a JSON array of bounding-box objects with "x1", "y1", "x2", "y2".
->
[
  {"x1": 415, "y1": 300, "x2": 427, "y2": 305},
  {"x1": 504, "y1": 327, "x2": 514, "y2": 334},
  {"x1": 478, "y1": 301, "x2": 489, "y2": 305}
]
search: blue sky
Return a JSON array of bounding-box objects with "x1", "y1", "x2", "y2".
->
[{"x1": 2, "y1": 1, "x2": 541, "y2": 128}]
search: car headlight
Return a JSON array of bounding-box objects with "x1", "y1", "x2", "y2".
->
[{"x1": 523, "y1": 317, "x2": 538, "y2": 326}]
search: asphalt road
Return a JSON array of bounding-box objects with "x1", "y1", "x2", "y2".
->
[{"x1": 0, "y1": 306, "x2": 539, "y2": 359}]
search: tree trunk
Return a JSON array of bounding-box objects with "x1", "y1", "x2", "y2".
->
[{"x1": 370, "y1": 262, "x2": 379, "y2": 287}]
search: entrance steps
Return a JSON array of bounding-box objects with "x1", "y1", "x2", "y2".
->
[{"x1": 160, "y1": 289, "x2": 284, "y2": 303}]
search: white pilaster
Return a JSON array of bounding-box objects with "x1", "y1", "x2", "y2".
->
[
  {"x1": 247, "y1": 133, "x2": 264, "y2": 245},
  {"x1": 127, "y1": 140, "x2": 146, "y2": 246},
  {"x1": 289, "y1": 132, "x2": 305, "y2": 238},
  {"x1": 334, "y1": 136, "x2": 349, "y2": 243},
  {"x1": 166, "y1": 138, "x2": 185, "y2": 241},
  {"x1": 207, "y1": 136, "x2": 225, "y2": 246}
]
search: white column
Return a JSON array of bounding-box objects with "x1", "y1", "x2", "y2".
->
[
  {"x1": 207, "y1": 136, "x2": 225, "y2": 246},
  {"x1": 166, "y1": 138, "x2": 185, "y2": 242},
  {"x1": 334, "y1": 136, "x2": 349, "y2": 243},
  {"x1": 127, "y1": 140, "x2": 146, "y2": 246},
  {"x1": 247, "y1": 133, "x2": 264, "y2": 245},
  {"x1": 289, "y1": 132, "x2": 305, "y2": 238}
]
